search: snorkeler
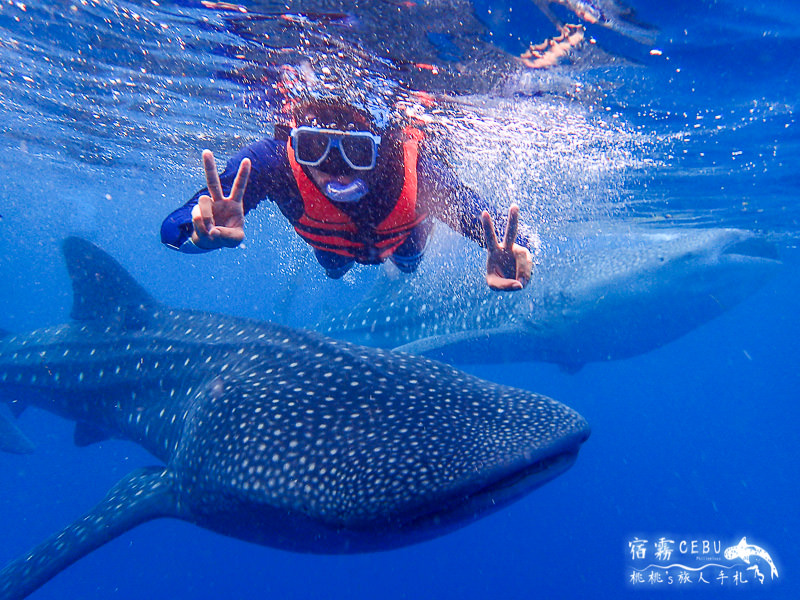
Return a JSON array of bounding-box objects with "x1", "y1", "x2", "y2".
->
[{"x1": 161, "y1": 70, "x2": 532, "y2": 290}]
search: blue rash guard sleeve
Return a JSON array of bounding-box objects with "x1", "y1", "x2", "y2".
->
[
  {"x1": 417, "y1": 154, "x2": 532, "y2": 250},
  {"x1": 160, "y1": 139, "x2": 299, "y2": 251}
]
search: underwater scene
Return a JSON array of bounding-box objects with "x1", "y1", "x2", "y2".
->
[{"x1": 0, "y1": 0, "x2": 797, "y2": 598}]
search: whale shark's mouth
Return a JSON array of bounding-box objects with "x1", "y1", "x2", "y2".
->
[
  {"x1": 396, "y1": 440, "x2": 587, "y2": 534},
  {"x1": 464, "y1": 449, "x2": 579, "y2": 505},
  {"x1": 721, "y1": 236, "x2": 780, "y2": 261}
]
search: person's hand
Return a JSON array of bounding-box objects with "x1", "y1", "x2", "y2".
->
[
  {"x1": 191, "y1": 149, "x2": 251, "y2": 250},
  {"x1": 481, "y1": 204, "x2": 532, "y2": 291}
]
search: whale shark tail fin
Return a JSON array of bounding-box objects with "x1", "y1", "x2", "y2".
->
[
  {"x1": 62, "y1": 237, "x2": 157, "y2": 327},
  {"x1": 0, "y1": 467, "x2": 180, "y2": 598}
]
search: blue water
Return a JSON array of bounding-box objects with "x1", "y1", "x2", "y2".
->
[{"x1": 1, "y1": 0, "x2": 798, "y2": 598}]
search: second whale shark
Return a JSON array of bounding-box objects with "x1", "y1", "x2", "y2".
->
[
  {"x1": 0, "y1": 238, "x2": 589, "y2": 598},
  {"x1": 318, "y1": 223, "x2": 780, "y2": 370}
]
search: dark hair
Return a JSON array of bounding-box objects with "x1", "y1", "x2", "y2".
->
[{"x1": 292, "y1": 100, "x2": 375, "y2": 132}]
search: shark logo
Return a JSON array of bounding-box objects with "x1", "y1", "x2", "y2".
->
[{"x1": 724, "y1": 537, "x2": 778, "y2": 581}]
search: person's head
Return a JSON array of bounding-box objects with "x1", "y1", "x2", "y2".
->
[
  {"x1": 291, "y1": 100, "x2": 382, "y2": 174},
  {"x1": 289, "y1": 99, "x2": 400, "y2": 203}
]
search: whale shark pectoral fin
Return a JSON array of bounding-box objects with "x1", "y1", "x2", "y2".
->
[
  {"x1": 393, "y1": 326, "x2": 518, "y2": 357},
  {"x1": 73, "y1": 421, "x2": 111, "y2": 447},
  {"x1": 0, "y1": 403, "x2": 35, "y2": 454},
  {"x1": 558, "y1": 362, "x2": 585, "y2": 375},
  {"x1": 0, "y1": 466, "x2": 179, "y2": 599},
  {"x1": 7, "y1": 399, "x2": 27, "y2": 419}
]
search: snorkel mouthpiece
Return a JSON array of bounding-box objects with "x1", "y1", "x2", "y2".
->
[{"x1": 323, "y1": 178, "x2": 368, "y2": 203}]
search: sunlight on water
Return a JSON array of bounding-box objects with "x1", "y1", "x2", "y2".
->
[
  {"x1": 0, "y1": 0, "x2": 795, "y2": 250},
  {"x1": 424, "y1": 92, "x2": 654, "y2": 236},
  {"x1": 0, "y1": 0, "x2": 262, "y2": 174}
]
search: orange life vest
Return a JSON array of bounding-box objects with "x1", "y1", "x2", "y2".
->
[{"x1": 287, "y1": 127, "x2": 428, "y2": 263}]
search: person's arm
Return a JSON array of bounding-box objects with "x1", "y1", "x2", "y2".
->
[
  {"x1": 417, "y1": 155, "x2": 533, "y2": 249},
  {"x1": 418, "y1": 154, "x2": 533, "y2": 290},
  {"x1": 160, "y1": 140, "x2": 287, "y2": 252}
]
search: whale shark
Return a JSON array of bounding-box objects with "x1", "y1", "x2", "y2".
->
[
  {"x1": 0, "y1": 237, "x2": 589, "y2": 599},
  {"x1": 318, "y1": 224, "x2": 780, "y2": 370}
]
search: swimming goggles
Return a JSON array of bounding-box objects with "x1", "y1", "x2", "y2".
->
[{"x1": 290, "y1": 126, "x2": 382, "y2": 170}]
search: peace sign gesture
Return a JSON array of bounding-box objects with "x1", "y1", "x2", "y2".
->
[
  {"x1": 190, "y1": 149, "x2": 251, "y2": 250},
  {"x1": 481, "y1": 204, "x2": 532, "y2": 291}
]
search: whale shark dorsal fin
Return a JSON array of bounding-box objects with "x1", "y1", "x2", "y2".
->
[
  {"x1": 62, "y1": 237, "x2": 157, "y2": 324},
  {"x1": 0, "y1": 467, "x2": 179, "y2": 598},
  {"x1": 740, "y1": 537, "x2": 748, "y2": 545}
]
